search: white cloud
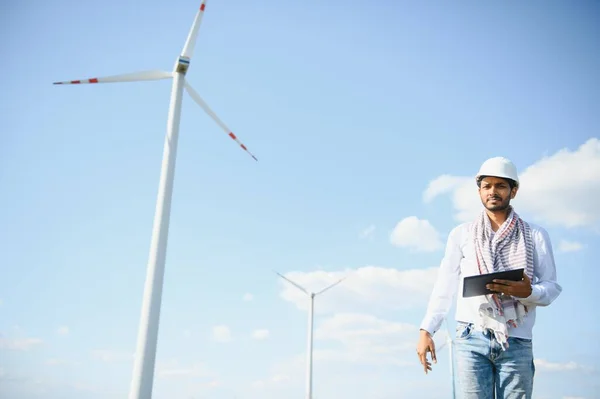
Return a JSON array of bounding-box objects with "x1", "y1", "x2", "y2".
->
[
  {"x1": 152, "y1": 359, "x2": 222, "y2": 399},
  {"x1": 557, "y1": 239, "x2": 584, "y2": 253},
  {"x1": 252, "y1": 329, "x2": 270, "y2": 340},
  {"x1": 390, "y1": 216, "x2": 444, "y2": 252},
  {"x1": 206, "y1": 380, "x2": 221, "y2": 388},
  {"x1": 250, "y1": 313, "x2": 454, "y2": 398},
  {"x1": 56, "y1": 326, "x2": 69, "y2": 335},
  {"x1": 69, "y1": 382, "x2": 99, "y2": 393},
  {"x1": 271, "y1": 374, "x2": 290, "y2": 382},
  {"x1": 157, "y1": 362, "x2": 210, "y2": 379},
  {"x1": 45, "y1": 358, "x2": 79, "y2": 366},
  {"x1": 252, "y1": 374, "x2": 291, "y2": 389},
  {"x1": 90, "y1": 349, "x2": 133, "y2": 363},
  {"x1": 424, "y1": 175, "x2": 477, "y2": 222},
  {"x1": 316, "y1": 313, "x2": 414, "y2": 344},
  {"x1": 0, "y1": 337, "x2": 43, "y2": 351},
  {"x1": 278, "y1": 266, "x2": 438, "y2": 314},
  {"x1": 423, "y1": 138, "x2": 600, "y2": 228},
  {"x1": 243, "y1": 293, "x2": 254, "y2": 301},
  {"x1": 212, "y1": 325, "x2": 232, "y2": 343},
  {"x1": 253, "y1": 313, "x2": 447, "y2": 380},
  {"x1": 359, "y1": 224, "x2": 375, "y2": 239},
  {"x1": 314, "y1": 313, "x2": 420, "y2": 366},
  {"x1": 535, "y1": 359, "x2": 593, "y2": 372},
  {"x1": 423, "y1": 175, "x2": 468, "y2": 203}
]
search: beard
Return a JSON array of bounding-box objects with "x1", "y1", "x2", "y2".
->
[{"x1": 483, "y1": 196, "x2": 511, "y2": 211}]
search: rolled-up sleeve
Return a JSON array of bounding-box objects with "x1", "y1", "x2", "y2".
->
[
  {"x1": 419, "y1": 225, "x2": 464, "y2": 336},
  {"x1": 519, "y1": 226, "x2": 562, "y2": 307}
]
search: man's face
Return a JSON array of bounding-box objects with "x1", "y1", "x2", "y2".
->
[{"x1": 478, "y1": 176, "x2": 517, "y2": 212}]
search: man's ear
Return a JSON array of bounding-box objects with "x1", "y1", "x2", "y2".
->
[{"x1": 510, "y1": 186, "x2": 518, "y2": 199}]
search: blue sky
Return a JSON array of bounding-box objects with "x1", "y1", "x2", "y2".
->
[{"x1": 1, "y1": 0, "x2": 599, "y2": 398}]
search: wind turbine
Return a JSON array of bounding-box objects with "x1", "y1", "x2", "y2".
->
[
  {"x1": 436, "y1": 318, "x2": 456, "y2": 399},
  {"x1": 275, "y1": 271, "x2": 345, "y2": 399},
  {"x1": 53, "y1": 2, "x2": 258, "y2": 399}
]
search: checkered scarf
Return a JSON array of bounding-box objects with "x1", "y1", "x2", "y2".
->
[{"x1": 472, "y1": 207, "x2": 534, "y2": 349}]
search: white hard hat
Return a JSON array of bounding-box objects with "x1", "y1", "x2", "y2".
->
[{"x1": 475, "y1": 157, "x2": 519, "y2": 186}]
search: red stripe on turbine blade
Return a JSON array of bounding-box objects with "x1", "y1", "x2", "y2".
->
[
  {"x1": 200, "y1": 3, "x2": 205, "y2": 11},
  {"x1": 72, "y1": 80, "x2": 81, "y2": 84},
  {"x1": 90, "y1": 78, "x2": 99, "y2": 83},
  {"x1": 227, "y1": 132, "x2": 258, "y2": 161}
]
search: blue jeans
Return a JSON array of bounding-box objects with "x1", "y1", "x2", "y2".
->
[{"x1": 454, "y1": 322, "x2": 535, "y2": 399}]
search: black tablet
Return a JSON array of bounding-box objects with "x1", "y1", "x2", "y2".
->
[{"x1": 462, "y1": 268, "x2": 524, "y2": 298}]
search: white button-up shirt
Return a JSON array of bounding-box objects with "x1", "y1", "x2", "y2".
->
[{"x1": 420, "y1": 220, "x2": 562, "y2": 339}]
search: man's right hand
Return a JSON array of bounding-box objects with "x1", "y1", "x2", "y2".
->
[{"x1": 416, "y1": 329, "x2": 437, "y2": 374}]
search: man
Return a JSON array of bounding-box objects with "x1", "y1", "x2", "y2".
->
[{"x1": 416, "y1": 157, "x2": 562, "y2": 399}]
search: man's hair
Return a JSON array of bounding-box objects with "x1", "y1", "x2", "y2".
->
[{"x1": 476, "y1": 175, "x2": 517, "y2": 190}]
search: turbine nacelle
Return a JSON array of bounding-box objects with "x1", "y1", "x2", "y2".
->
[{"x1": 175, "y1": 56, "x2": 191, "y2": 74}]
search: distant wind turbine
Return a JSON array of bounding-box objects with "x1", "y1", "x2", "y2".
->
[
  {"x1": 436, "y1": 318, "x2": 456, "y2": 399},
  {"x1": 53, "y1": 2, "x2": 258, "y2": 399},
  {"x1": 275, "y1": 271, "x2": 346, "y2": 399}
]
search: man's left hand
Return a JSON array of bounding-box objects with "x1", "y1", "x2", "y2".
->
[{"x1": 486, "y1": 273, "x2": 532, "y2": 298}]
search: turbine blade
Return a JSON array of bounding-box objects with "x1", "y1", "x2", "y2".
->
[
  {"x1": 181, "y1": 0, "x2": 207, "y2": 59},
  {"x1": 315, "y1": 277, "x2": 345, "y2": 296},
  {"x1": 53, "y1": 70, "x2": 172, "y2": 85},
  {"x1": 184, "y1": 81, "x2": 258, "y2": 161},
  {"x1": 273, "y1": 271, "x2": 309, "y2": 295}
]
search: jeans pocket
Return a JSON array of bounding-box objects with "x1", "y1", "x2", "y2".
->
[
  {"x1": 509, "y1": 336, "x2": 532, "y2": 346},
  {"x1": 455, "y1": 322, "x2": 473, "y2": 340}
]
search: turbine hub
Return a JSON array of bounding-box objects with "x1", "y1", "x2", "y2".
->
[{"x1": 175, "y1": 56, "x2": 191, "y2": 74}]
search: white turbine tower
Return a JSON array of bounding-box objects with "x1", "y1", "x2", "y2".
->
[
  {"x1": 437, "y1": 318, "x2": 456, "y2": 399},
  {"x1": 53, "y1": 2, "x2": 257, "y2": 399},
  {"x1": 275, "y1": 271, "x2": 345, "y2": 399}
]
